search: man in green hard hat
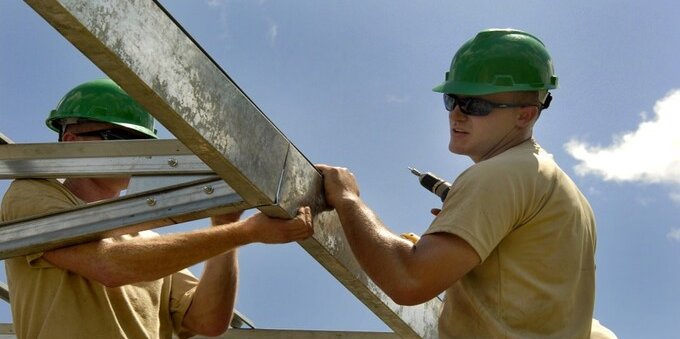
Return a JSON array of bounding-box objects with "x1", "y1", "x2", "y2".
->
[
  {"x1": 1, "y1": 78, "x2": 314, "y2": 338},
  {"x1": 318, "y1": 29, "x2": 613, "y2": 338}
]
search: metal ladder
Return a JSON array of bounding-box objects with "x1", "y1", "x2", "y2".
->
[{"x1": 0, "y1": 1, "x2": 441, "y2": 337}]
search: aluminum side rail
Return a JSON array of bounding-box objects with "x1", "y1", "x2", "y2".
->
[
  {"x1": 0, "y1": 177, "x2": 247, "y2": 259},
  {"x1": 0, "y1": 140, "x2": 212, "y2": 179},
  {"x1": 0, "y1": 282, "x2": 8, "y2": 303},
  {"x1": 0, "y1": 133, "x2": 12, "y2": 145}
]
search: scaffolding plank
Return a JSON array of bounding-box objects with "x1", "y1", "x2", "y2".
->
[{"x1": 24, "y1": 1, "x2": 441, "y2": 337}]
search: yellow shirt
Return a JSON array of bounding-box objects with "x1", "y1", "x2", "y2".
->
[
  {"x1": 2, "y1": 179, "x2": 198, "y2": 339},
  {"x1": 426, "y1": 140, "x2": 596, "y2": 338}
]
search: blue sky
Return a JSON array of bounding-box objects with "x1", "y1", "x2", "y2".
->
[{"x1": 1, "y1": 1, "x2": 679, "y2": 338}]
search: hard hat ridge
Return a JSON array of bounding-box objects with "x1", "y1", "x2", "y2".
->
[
  {"x1": 46, "y1": 78, "x2": 158, "y2": 139},
  {"x1": 433, "y1": 28, "x2": 558, "y2": 97}
]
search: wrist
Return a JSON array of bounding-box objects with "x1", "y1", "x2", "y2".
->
[
  {"x1": 335, "y1": 194, "x2": 362, "y2": 212},
  {"x1": 239, "y1": 215, "x2": 260, "y2": 244}
]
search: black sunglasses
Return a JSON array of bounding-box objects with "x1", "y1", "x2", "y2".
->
[
  {"x1": 444, "y1": 94, "x2": 535, "y2": 116},
  {"x1": 75, "y1": 128, "x2": 146, "y2": 140}
]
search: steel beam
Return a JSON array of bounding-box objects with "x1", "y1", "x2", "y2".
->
[
  {"x1": 0, "y1": 177, "x2": 247, "y2": 259},
  {"x1": 0, "y1": 282, "x2": 8, "y2": 303},
  {"x1": 0, "y1": 323, "x2": 14, "y2": 339},
  {"x1": 0, "y1": 155, "x2": 210, "y2": 179},
  {"x1": 0, "y1": 142, "x2": 212, "y2": 179},
  {"x1": 219, "y1": 329, "x2": 400, "y2": 339},
  {"x1": 24, "y1": 1, "x2": 441, "y2": 337},
  {"x1": 0, "y1": 325, "x2": 400, "y2": 339},
  {"x1": 302, "y1": 211, "x2": 440, "y2": 339},
  {"x1": 0, "y1": 133, "x2": 11, "y2": 145},
  {"x1": 0, "y1": 139, "x2": 193, "y2": 159}
]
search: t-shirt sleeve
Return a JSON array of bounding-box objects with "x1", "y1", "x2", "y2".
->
[
  {"x1": 1, "y1": 179, "x2": 81, "y2": 268},
  {"x1": 169, "y1": 268, "x2": 199, "y2": 337},
  {"x1": 424, "y1": 164, "x2": 525, "y2": 262}
]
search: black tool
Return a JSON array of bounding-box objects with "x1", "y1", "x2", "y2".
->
[{"x1": 408, "y1": 167, "x2": 451, "y2": 202}]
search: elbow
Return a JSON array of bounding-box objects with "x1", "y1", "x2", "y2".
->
[
  {"x1": 195, "y1": 324, "x2": 229, "y2": 337},
  {"x1": 185, "y1": 315, "x2": 232, "y2": 337},
  {"x1": 382, "y1": 278, "x2": 434, "y2": 306},
  {"x1": 389, "y1": 289, "x2": 430, "y2": 306},
  {"x1": 98, "y1": 276, "x2": 127, "y2": 289}
]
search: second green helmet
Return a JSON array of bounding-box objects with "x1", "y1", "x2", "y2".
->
[
  {"x1": 433, "y1": 29, "x2": 558, "y2": 96},
  {"x1": 46, "y1": 78, "x2": 157, "y2": 139}
]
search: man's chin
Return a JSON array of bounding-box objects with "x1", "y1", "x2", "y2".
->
[
  {"x1": 449, "y1": 144, "x2": 464, "y2": 155},
  {"x1": 98, "y1": 177, "x2": 130, "y2": 189}
]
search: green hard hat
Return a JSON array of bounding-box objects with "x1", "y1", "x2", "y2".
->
[
  {"x1": 46, "y1": 78, "x2": 157, "y2": 138},
  {"x1": 432, "y1": 29, "x2": 558, "y2": 96}
]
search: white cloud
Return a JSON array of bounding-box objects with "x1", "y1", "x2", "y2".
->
[
  {"x1": 671, "y1": 192, "x2": 680, "y2": 204},
  {"x1": 386, "y1": 95, "x2": 408, "y2": 104},
  {"x1": 565, "y1": 90, "x2": 680, "y2": 185},
  {"x1": 667, "y1": 228, "x2": 680, "y2": 242},
  {"x1": 267, "y1": 20, "x2": 278, "y2": 44}
]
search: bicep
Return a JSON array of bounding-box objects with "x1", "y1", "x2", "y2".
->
[{"x1": 406, "y1": 232, "x2": 480, "y2": 302}]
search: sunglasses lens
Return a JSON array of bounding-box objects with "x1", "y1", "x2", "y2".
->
[
  {"x1": 465, "y1": 98, "x2": 492, "y2": 116},
  {"x1": 105, "y1": 129, "x2": 149, "y2": 140},
  {"x1": 101, "y1": 130, "x2": 131, "y2": 140},
  {"x1": 443, "y1": 95, "x2": 494, "y2": 116},
  {"x1": 461, "y1": 98, "x2": 496, "y2": 116},
  {"x1": 77, "y1": 129, "x2": 143, "y2": 140},
  {"x1": 443, "y1": 94, "x2": 456, "y2": 111}
]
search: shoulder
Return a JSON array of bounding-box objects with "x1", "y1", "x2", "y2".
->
[
  {"x1": 5, "y1": 179, "x2": 73, "y2": 198},
  {"x1": 2, "y1": 179, "x2": 81, "y2": 221},
  {"x1": 464, "y1": 139, "x2": 559, "y2": 186}
]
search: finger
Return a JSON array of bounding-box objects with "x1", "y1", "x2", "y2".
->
[
  {"x1": 315, "y1": 164, "x2": 331, "y2": 173},
  {"x1": 304, "y1": 206, "x2": 313, "y2": 226},
  {"x1": 296, "y1": 214, "x2": 314, "y2": 236},
  {"x1": 287, "y1": 225, "x2": 310, "y2": 241}
]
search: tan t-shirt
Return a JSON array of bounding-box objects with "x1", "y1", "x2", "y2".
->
[
  {"x1": 426, "y1": 140, "x2": 596, "y2": 339},
  {"x1": 2, "y1": 179, "x2": 198, "y2": 339}
]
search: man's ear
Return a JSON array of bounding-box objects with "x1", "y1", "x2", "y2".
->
[
  {"x1": 61, "y1": 130, "x2": 77, "y2": 142},
  {"x1": 516, "y1": 106, "x2": 539, "y2": 128}
]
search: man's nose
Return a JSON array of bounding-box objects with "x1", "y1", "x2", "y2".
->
[{"x1": 449, "y1": 106, "x2": 467, "y2": 121}]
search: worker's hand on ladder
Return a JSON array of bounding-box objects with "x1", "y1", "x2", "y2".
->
[{"x1": 244, "y1": 206, "x2": 314, "y2": 244}]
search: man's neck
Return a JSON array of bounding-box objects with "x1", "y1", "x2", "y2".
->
[
  {"x1": 63, "y1": 178, "x2": 122, "y2": 202},
  {"x1": 475, "y1": 129, "x2": 533, "y2": 163}
]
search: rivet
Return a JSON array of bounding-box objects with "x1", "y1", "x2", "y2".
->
[
  {"x1": 167, "y1": 158, "x2": 178, "y2": 167},
  {"x1": 146, "y1": 197, "x2": 157, "y2": 206},
  {"x1": 203, "y1": 186, "x2": 214, "y2": 194}
]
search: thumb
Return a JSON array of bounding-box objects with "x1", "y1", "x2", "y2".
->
[{"x1": 430, "y1": 208, "x2": 441, "y2": 216}]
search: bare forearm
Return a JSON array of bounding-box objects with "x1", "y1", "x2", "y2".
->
[
  {"x1": 334, "y1": 196, "x2": 416, "y2": 297},
  {"x1": 44, "y1": 207, "x2": 313, "y2": 287},
  {"x1": 182, "y1": 250, "x2": 238, "y2": 335},
  {"x1": 317, "y1": 164, "x2": 480, "y2": 305},
  {"x1": 45, "y1": 221, "x2": 252, "y2": 287}
]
